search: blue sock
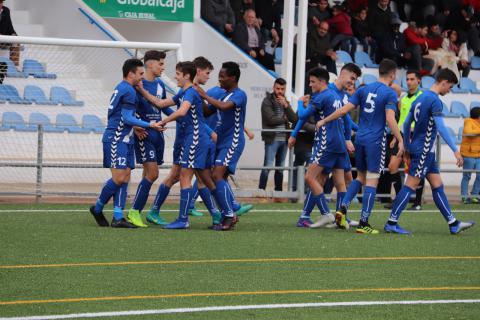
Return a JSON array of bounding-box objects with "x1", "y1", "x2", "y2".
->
[
  {"x1": 189, "y1": 180, "x2": 199, "y2": 210},
  {"x1": 132, "y1": 178, "x2": 153, "y2": 211},
  {"x1": 300, "y1": 191, "x2": 318, "y2": 218},
  {"x1": 199, "y1": 187, "x2": 219, "y2": 216},
  {"x1": 226, "y1": 181, "x2": 241, "y2": 212},
  {"x1": 336, "y1": 192, "x2": 346, "y2": 211},
  {"x1": 316, "y1": 193, "x2": 330, "y2": 215},
  {"x1": 113, "y1": 183, "x2": 128, "y2": 220},
  {"x1": 432, "y1": 185, "x2": 457, "y2": 224},
  {"x1": 178, "y1": 188, "x2": 192, "y2": 222},
  {"x1": 389, "y1": 186, "x2": 415, "y2": 222},
  {"x1": 213, "y1": 180, "x2": 234, "y2": 217},
  {"x1": 360, "y1": 186, "x2": 376, "y2": 223},
  {"x1": 342, "y1": 180, "x2": 362, "y2": 208},
  {"x1": 151, "y1": 184, "x2": 170, "y2": 213},
  {"x1": 94, "y1": 179, "x2": 120, "y2": 214}
]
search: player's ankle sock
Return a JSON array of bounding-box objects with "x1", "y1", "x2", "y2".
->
[
  {"x1": 151, "y1": 184, "x2": 170, "y2": 213},
  {"x1": 300, "y1": 191, "x2": 318, "y2": 218},
  {"x1": 360, "y1": 186, "x2": 376, "y2": 223},
  {"x1": 189, "y1": 180, "x2": 199, "y2": 210},
  {"x1": 132, "y1": 178, "x2": 152, "y2": 212},
  {"x1": 226, "y1": 181, "x2": 241, "y2": 212},
  {"x1": 213, "y1": 180, "x2": 234, "y2": 217},
  {"x1": 199, "y1": 187, "x2": 219, "y2": 215},
  {"x1": 316, "y1": 193, "x2": 330, "y2": 215},
  {"x1": 178, "y1": 188, "x2": 193, "y2": 222},
  {"x1": 432, "y1": 185, "x2": 457, "y2": 224},
  {"x1": 113, "y1": 206, "x2": 124, "y2": 221},
  {"x1": 336, "y1": 192, "x2": 346, "y2": 211},
  {"x1": 392, "y1": 172, "x2": 402, "y2": 195},
  {"x1": 388, "y1": 186, "x2": 414, "y2": 223},
  {"x1": 342, "y1": 180, "x2": 362, "y2": 208},
  {"x1": 95, "y1": 179, "x2": 120, "y2": 214}
]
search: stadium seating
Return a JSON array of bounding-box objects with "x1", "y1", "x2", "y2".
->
[
  {"x1": 471, "y1": 101, "x2": 480, "y2": 110},
  {"x1": 421, "y1": 76, "x2": 435, "y2": 90},
  {"x1": 451, "y1": 83, "x2": 469, "y2": 93},
  {"x1": 274, "y1": 47, "x2": 282, "y2": 65},
  {"x1": 0, "y1": 57, "x2": 27, "y2": 78},
  {"x1": 28, "y1": 112, "x2": 64, "y2": 132},
  {"x1": 471, "y1": 56, "x2": 480, "y2": 69},
  {"x1": 55, "y1": 113, "x2": 89, "y2": 133},
  {"x1": 0, "y1": 112, "x2": 36, "y2": 131},
  {"x1": 442, "y1": 102, "x2": 456, "y2": 117},
  {"x1": 50, "y1": 86, "x2": 84, "y2": 106},
  {"x1": 24, "y1": 85, "x2": 56, "y2": 105},
  {"x1": 459, "y1": 77, "x2": 480, "y2": 94},
  {"x1": 22, "y1": 59, "x2": 57, "y2": 79},
  {"x1": 336, "y1": 50, "x2": 353, "y2": 63},
  {"x1": 0, "y1": 84, "x2": 32, "y2": 104},
  {"x1": 450, "y1": 101, "x2": 469, "y2": 118},
  {"x1": 362, "y1": 74, "x2": 377, "y2": 85},
  {"x1": 354, "y1": 51, "x2": 378, "y2": 68},
  {"x1": 82, "y1": 114, "x2": 104, "y2": 133}
]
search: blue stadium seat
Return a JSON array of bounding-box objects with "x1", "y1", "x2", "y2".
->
[
  {"x1": 471, "y1": 101, "x2": 480, "y2": 110},
  {"x1": 362, "y1": 74, "x2": 377, "y2": 85},
  {"x1": 442, "y1": 102, "x2": 457, "y2": 117},
  {"x1": 28, "y1": 112, "x2": 64, "y2": 132},
  {"x1": 336, "y1": 50, "x2": 353, "y2": 63},
  {"x1": 274, "y1": 47, "x2": 282, "y2": 64},
  {"x1": 50, "y1": 86, "x2": 84, "y2": 106},
  {"x1": 451, "y1": 83, "x2": 469, "y2": 93},
  {"x1": 400, "y1": 75, "x2": 408, "y2": 91},
  {"x1": 0, "y1": 57, "x2": 27, "y2": 78},
  {"x1": 55, "y1": 113, "x2": 88, "y2": 133},
  {"x1": 0, "y1": 84, "x2": 32, "y2": 104},
  {"x1": 82, "y1": 115, "x2": 104, "y2": 134},
  {"x1": 354, "y1": 51, "x2": 378, "y2": 68},
  {"x1": 459, "y1": 77, "x2": 480, "y2": 94},
  {"x1": 421, "y1": 76, "x2": 435, "y2": 90},
  {"x1": 471, "y1": 56, "x2": 480, "y2": 69},
  {"x1": 22, "y1": 59, "x2": 57, "y2": 79},
  {"x1": 1, "y1": 112, "x2": 36, "y2": 131},
  {"x1": 450, "y1": 101, "x2": 469, "y2": 118},
  {"x1": 24, "y1": 85, "x2": 56, "y2": 105}
]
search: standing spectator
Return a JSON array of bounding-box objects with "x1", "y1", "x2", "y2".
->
[
  {"x1": 352, "y1": 7, "x2": 376, "y2": 58},
  {"x1": 367, "y1": 0, "x2": 393, "y2": 60},
  {"x1": 233, "y1": 9, "x2": 275, "y2": 70},
  {"x1": 377, "y1": 16, "x2": 408, "y2": 66},
  {"x1": 231, "y1": 0, "x2": 255, "y2": 26},
  {"x1": 0, "y1": 0, "x2": 19, "y2": 66},
  {"x1": 255, "y1": 0, "x2": 282, "y2": 46},
  {"x1": 441, "y1": 29, "x2": 470, "y2": 78},
  {"x1": 403, "y1": 22, "x2": 440, "y2": 74},
  {"x1": 306, "y1": 21, "x2": 337, "y2": 75},
  {"x1": 327, "y1": 5, "x2": 357, "y2": 58},
  {"x1": 201, "y1": 0, "x2": 235, "y2": 35},
  {"x1": 308, "y1": 0, "x2": 332, "y2": 33},
  {"x1": 460, "y1": 107, "x2": 480, "y2": 204},
  {"x1": 259, "y1": 78, "x2": 297, "y2": 191}
]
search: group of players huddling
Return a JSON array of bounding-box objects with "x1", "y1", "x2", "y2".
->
[{"x1": 89, "y1": 51, "x2": 475, "y2": 235}]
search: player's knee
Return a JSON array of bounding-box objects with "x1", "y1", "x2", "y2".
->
[
  {"x1": 146, "y1": 171, "x2": 159, "y2": 182},
  {"x1": 366, "y1": 171, "x2": 380, "y2": 180}
]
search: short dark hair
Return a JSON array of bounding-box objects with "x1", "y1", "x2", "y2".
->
[
  {"x1": 406, "y1": 69, "x2": 421, "y2": 79},
  {"x1": 308, "y1": 67, "x2": 329, "y2": 82},
  {"x1": 471, "y1": 107, "x2": 480, "y2": 119},
  {"x1": 435, "y1": 68, "x2": 458, "y2": 84},
  {"x1": 222, "y1": 61, "x2": 241, "y2": 82},
  {"x1": 274, "y1": 77, "x2": 287, "y2": 86},
  {"x1": 378, "y1": 59, "x2": 397, "y2": 77},
  {"x1": 416, "y1": 21, "x2": 428, "y2": 29},
  {"x1": 176, "y1": 61, "x2": 196, "y2": 81},
  {"x1": 122, "y1": 58, "x2": 143, "y2": 78},
  {"x1": 193, "y1": 56, "x2": 214, "y2": 70},
  {"x1": 341, "y1": 63, "x2": 362, "y2": 77},
  {"x1": 143, "y1": 50, "x2": 166, "y2": 62}
]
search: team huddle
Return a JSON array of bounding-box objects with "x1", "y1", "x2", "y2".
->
[{"x1": 89, "y1": 51, "x2": 475, "y2": 235}]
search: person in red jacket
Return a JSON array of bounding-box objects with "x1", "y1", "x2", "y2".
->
[
  {"x1": 403, "y1": 21, "x2": 440, "y2": 75},
  {"x1": 327, "y1": 5, "x2": 357, "y2": 58}
]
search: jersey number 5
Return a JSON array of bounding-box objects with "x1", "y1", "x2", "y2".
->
[{"x1": 364, "y1": 93, "x2": 377, "y2": 113}]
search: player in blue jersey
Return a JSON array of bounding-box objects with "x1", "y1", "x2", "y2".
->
[
  {"x1": 385, "y1": 69, "x2": 475, "y2": 235},
  {"x1": 316, "y1": 59, "x2": 404, "y2": 234},
  {"x1": 198, "y1": 62, "x2": 248, "y2": 231},
  {"x1": 288, "y1": 67, "x2": 348, "y2": 228},
  {"x1": 124, "y1": 51, "x2": 174, "y2": 227},
  {"x1": 89, "y1": 58, "x2": 164, "y2": 228}
]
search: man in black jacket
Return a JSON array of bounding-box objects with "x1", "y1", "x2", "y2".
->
[
  {"x1": 201, "y1": 0, "x2": 235, "y2": 35},
  {"x1": 259, "y1": 78, "x2": 297, "y2": 191},
  {"x1": 0, "y1": 0, "x2": 19, "y2": 66}
]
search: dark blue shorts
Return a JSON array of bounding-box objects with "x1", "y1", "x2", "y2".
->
[
  {"x1": 215, "y1": 139, "x2": 245, "y2": 175},
  {"x1": 355, "y1": 140, "x2": 386, "y2": 173},
  {"x1": 179, "y1": 132, "x2": 209, "y2": 169},
  {"x1": 322, "y1": 152, "x2": 351, "y2": 174},
  {"x1": 103, "y1": 141, "x2": 135, "y2": 170},
  {"x1": 310, "y1": 143, "x2": 347, "y2": 170},
  {"x1": 134, "y1": 135, "x2": 164, "y2": 165},
  {"x1": 409, "y1": 152, "x2": 439, "y2": 179}
]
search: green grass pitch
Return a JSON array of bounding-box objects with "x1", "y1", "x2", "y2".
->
[{"x1": 0, "y1": 202, "x2": 479, "y2": 319}]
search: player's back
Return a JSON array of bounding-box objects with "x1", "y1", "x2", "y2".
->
[
  {"x1": 352, "y1": 82, "x2": 398, "y2": 145},
  {"x1": 178, "y1": 86, "x2": 206, "y2": 135},
  {"x1": 216, "y1": 87, "x2": 247, "y2": 147}
]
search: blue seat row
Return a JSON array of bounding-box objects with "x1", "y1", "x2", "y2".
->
[
  {"x1": 0, "y1": 57, "x2": 57, "y2": 79},
  {"x1": 0, "y1": 112, "x2": 104, "y2": 133},
  {"x1": 0, "y1": 84, "x2": 84, "y2": 106}
]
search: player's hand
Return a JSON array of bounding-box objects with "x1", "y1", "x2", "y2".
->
[
  {"x1": 134, "y1": 127, "x2": 147, "y2": 140},
  {"x1": 194, "y1": 84, "x2": 207, "y2": 99},
  {"x1": 346, "y1": 140, "x2": 355, "y2": 154},
  {"x1": 246, "y1": 130, "x2": 255, "y2": 140},
  {"x1": 316, "y1": 119, "x2": 325, "y2": 130},
  {"x1": 454, "y1": 151, "x2": 464, "y2": 167},
  {"x1": 390, "y1": 137, "x2": 397, "y2": 149},
  {"x1": 135, "y1": 80, "x2": 144, "y2": 92},
  {"x1": 150, "y1": 121, "x2": 165, "y2": 132},
  {"x1": 403, "y1": 151, "x2": 411, "y2": 165},
  {"x1": 210, "y1": 131, "x2": 217, "y2": 143},
  {"x1": 299, "y1": 95, "x2": 310, "y2": 106},
  {"x1": 396, "y1": 141, "x2": 405, "y2": 158},
  {"x1": 288, "y1": 136, "x2": 296, "y2": 149}
]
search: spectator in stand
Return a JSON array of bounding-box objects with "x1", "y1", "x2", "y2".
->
[
  {"x1": 201, "y1": 0, "x2": 236, "y2": 35},
  {"x1": 460, "y1": 107, "x2": 480, "y2": 204},
  {"x1": 0, "y1": 0, "x2": 19, "y2": 66},
  {"x1": 352, "y1": 7, "x2": 376, "y2": 58},
  {"x1": 327, "y1": 5, "x2": 357, "y2": 58},
  {"x1": 367, "y1": 0, "x2": 393, "y2": 62},
  {"x1": 255, "y1": 0, "x2": 282, "y2": 47},
  {"x1": 377, "y1": 16, "x2": 408, "y2": 66},
  {"x1": 308, "y1": 0, "x2": 332, "y2": 33},
  {"x1": 259, "y1": 78, "x2": 297, "y2": 192},
  {"x1": 400, "y1": 0, "x2": 436, "y2": 23},
  {"x1": 441, "y1": 29, "x2": 470, "y2": 78},
  {"x1": 404, "y1": 21, "x2": 440, "y2": 74},
  {"x1": 233, "y1": 9, "x2": 275, "y2": 70},
  {"x1": 345, "y1": 0, "x2": 369, "y2": 14},
  {"x1": 231, "y1": 0, "x2": 255, "y2": 25},
  {"x1": 306, "y1": 21, "x2": 337, "y2": 75}
]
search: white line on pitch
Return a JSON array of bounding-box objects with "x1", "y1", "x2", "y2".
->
[{"x1": 1, "y1": 299, "x2": 479, "y2": 320}]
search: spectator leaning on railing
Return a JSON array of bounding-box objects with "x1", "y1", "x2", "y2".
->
[
  {"x1": 460, "y1": 107, "x2": 480, "y2": 204},
  {"x1": 0, "y1": 0, "x2": 19, "y2": 66}
]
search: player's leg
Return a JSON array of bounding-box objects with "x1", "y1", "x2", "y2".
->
[
  {"x1": 311, "y1": 167, "x2": 345, "y2": 229},
  {"x1": 226, "y1": 176, "x2": 253, "y2": 216},
  {"x1": 211, "y1": 165, "x2": 235, "y2": 225},
  {"x1": 128, "y1": 161, "x2": 158, "y2": 227},
  {"x1": 297, "y1": 169, "x2": 323, "y2": 227},
  {"x1": 305, "y1": 163, "x2": 330, "y2": 217},
  {"x1": 110, "y1": 167, "x2": 138, "y2": 228},
  {"x1": 164, "y1": 168, "x2": 195, "y2": 229},
  {"x1": 146, "y1": 165, "x2": 181, "y2": 225},
  {"x1": 196, "y1": 169, "x2": 222, "y2": 225},
  {"x1": 187, "y1": 177, "x2": 204, "y2": 217}
]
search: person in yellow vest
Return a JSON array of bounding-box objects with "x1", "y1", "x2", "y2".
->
[{"x1": 460, "y1": 107, "x2": 480, "y2": 204}]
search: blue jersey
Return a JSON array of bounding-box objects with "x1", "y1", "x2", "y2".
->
[
  {"x1": 215, "y1": 87, "x2": 247, "y2": 147},
  {"x1": 349, "y1": 82, "x2": 398, "y2": 145},
  {"x1": 172, "y1": 86, "x2": 206, "y2": 135},
  {"x1": 407, "y1": 90, "x2": 443, "y2": 154},
  {"x1": 102, "y1": 80, "x2": 138, "y2": 145},
  {"x1": 311, "y1": 88, "x2": 346, "y2": 153},
  {"x1": 328, "y1": 82, "x2": 353, "y2": 139},
  {"x1": 205, "y1": 86, "x2": 225, "y2": 130}
]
